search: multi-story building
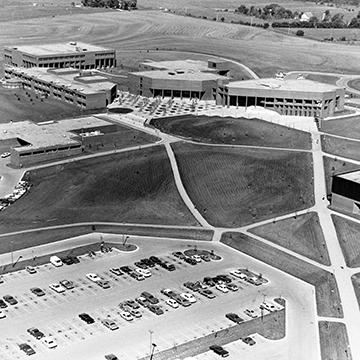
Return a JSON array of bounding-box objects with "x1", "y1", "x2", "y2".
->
[
  {"x1": 219, "y1": 78, "x2": 345, "y2": 118},
  {"x1": 5, "y1": 67, "x2": 117, "y2": 110},
  {"x1": 4, "y1": 41, "x2": 116, "y2": 69}
]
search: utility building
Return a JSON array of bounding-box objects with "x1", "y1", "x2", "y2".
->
[
  {"x1": 4, "y1": 42, "x2": 116, "y2": 69},
  {"x1": 332, "y1": 170, "x2": 360, "y2": 215},
  {"x1": 218, "y1": 78, "x2": 345, "y2": 118}
]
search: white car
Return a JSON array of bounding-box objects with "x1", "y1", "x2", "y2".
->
[
  {"x1": 0, "y1": 310, "x2": 6, "y2": 319},
  {"x1": 42, "y1": 336, "x2": 57, "y2": 349},
  {"x1": 1, "y1": 152, "x2": 10, "y2": 158},
  {"x1": 215, "y1": 283, "x2": 229, "y2": 293},
  {"x1": 191, "y1": 255, "x2": 202, "y2": 263},
  {"x1": 49, "y1": 256, "x2": 63, "y2": 267},
  {"x1": 135, "y1": 268, "x2": 152, "y2": 278},
  {"x1": 86, "y1": 273, "x2": 102, "y2": 282},
  {"x1": 180, "y1": 293, "x2": 197, "y2": 303},
  {"x1": 49, "y1": 283, "x2": 66, "y2": 293},
  {"x1": 165, "y1": 298, "x2": 179, "y2": 309},
  {"x1": 119, "y1": 310, "x2": 133, "y2": 321},
  {"x1": 230, "y1": 269, "x2": 246, "y2": 279}
]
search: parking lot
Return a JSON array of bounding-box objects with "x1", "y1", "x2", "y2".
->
[{"x1": 0, "y1": 234, "x2": 319, "y2": 360}]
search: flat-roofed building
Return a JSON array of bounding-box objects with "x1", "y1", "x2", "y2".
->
[
  {"x1": 4, "y1": 41, "x2": 116, "y2": 69},
  {"x1": 332, "y1": 170, "x2": 360, "y2": 215},
  {"x1": 5, "y1": 67, "x2": 117, "y2": 109},
  {"x1": 129, "y1": 59, "x2": 230, "y2": 100},
  {"x1": 219, "y1": 78, "x2": 345, "y2": 118}
]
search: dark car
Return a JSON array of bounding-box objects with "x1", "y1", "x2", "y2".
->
[
  {"x1": 136, "y1": 296, "x2": 150, "y2": 308},
  {"x1": 200, "y1": 254, "x2": 211, "y2": 262},
  {"x1": 19, "y1": 343, "x2": 36, "y2": 356},
  {"x1": 172, "y1": 251, "x2": 186, "y2": 260},
  {"x1": 62, "y1": 257, "x2": 74, "y2": 265},
  {"x1": 69, "y1": 256, "x2": 80, "y2": 264},
  {"x1": 30, "y1": 287, "x2": 46, "y2": 297},
  {"x1": 3, "y1": 295, "x2": 18, "y2": 305},
  {"x1": 242, "y1": 337, "x2": 256, "y2": 346},
  {"x1": 213, "y1": 275, "x2": 232, "y2": 284},
  {"x1": 27, "y1": 327, "x2": 45, "y2": 340},
  {"x1": 60, "y1": 279, "x2": 74, "y2": 290},
  {"x1": 198, "y1": 289, "x2": 216, "y2": 299},
  {"x1": 149, "y1": 256, "x2": 162, "y2": 265},
  {"x1": 225, "y1": 313, "x2": 244, "y2": 324},
  {"x1": 120, "y1": 266, "x2": 133, "y2": 274},
  {"x1": 184, "y1": 257, "x2": 197, "y2": 265},
  {"x1": 129, "y1": 271, "x2": 145, "y2": 281},
  {"x1": 162, "y1": 262, "x2": 176, "y2": 271},
  {"x1": 134, "y1": 261, "x2": 147, "y2": 269},
  {"x1": 124, "y1": 299, "x2": 140, "y2": 309},
  {"x1": 209, "y1": 345, "x2": 229, "y2": 357},
  {"x1": 203, "y1": 277, "x2": 216, "y2": 287},
  {"x1": 184, "y1": 281, "x2": 199, "y2": 292},
  {"x1": 141, "y1": 291, "x2": 159, "y2": 304},
  {"x1": 173, "y1": 294, "x2": 191, "y2": 307},
  {"x1": 79, "y1": 313, "x2": 95, "y2": 324},
  {"x1": 141, "y1": 258, "x2": 156, "y2": 267},
  {"x1": 105, "y1": 355, "x2": 119, "y2": 360},
  {"x1": 0, "y1": 299, "x2": 8, "y2": 308},
  {"x1": 148, "y1": 304, "x2": 164, "y2": 315}
]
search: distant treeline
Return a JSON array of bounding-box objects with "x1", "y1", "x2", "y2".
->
[{"x1": 81, "y1": 0, "x2": 137, "y2": 9}]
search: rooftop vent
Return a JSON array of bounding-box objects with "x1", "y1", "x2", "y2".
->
[{"x1": 69, "y1": 41, "x2": 77, "y2": 46}]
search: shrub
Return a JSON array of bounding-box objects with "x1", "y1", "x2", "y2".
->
[{"x1": 296, "y1": 30, "x2": 305, "y2": 36}]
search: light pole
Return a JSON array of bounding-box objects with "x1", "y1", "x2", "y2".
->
[
  {"x1": 150, "y1": 343, "x2": 157, "y2": 360},
  {"x1": 149, "y1": 330, "x2": 153, "y2": 356}
]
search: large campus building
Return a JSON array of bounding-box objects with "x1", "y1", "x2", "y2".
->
[
  {"x1": 129, "y1": 59, "x2": 230, "y2": 100},
  {"x1": 218, "y1": 78, "x2": 345, "y2": 118},
  {"x1": 5, "y1": 67, "x2": 117, "y2": 109},
  {"x1": 0, "y1": 116, "x2": 121, "y2": 167},
  {"x1": 4, "y1": 42, "x2": 116, "y2": 69},
  {"x1": 331, "y1": 170, "x2": 360, "y2": 215}
]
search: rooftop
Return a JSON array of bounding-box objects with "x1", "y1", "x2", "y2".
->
[
  {"x1": 337, "y1": 170, "x2": 360, "y2": 184},
  {"x1": 7, "y1": 67, "x2": 116, "y2": 94},
  {"x1": 141, "y1": 59, "x2": 217, "y2": 73},
  {"x1": 6, "y1": 42, "x2": 114, "y2": 56},
  {"x1": 0, "y1": 116, "x2": 113, "y2": 151},
  {"x1": 227, "y1": 78, "x2": 342, "y2": 93},
  {"x1": 132, "y1": 69, "x2": 227, "y2": 81}
]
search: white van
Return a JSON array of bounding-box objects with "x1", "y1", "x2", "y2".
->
[{"x1": 49, "y1": 256, "x2": 63, "y2": 267}]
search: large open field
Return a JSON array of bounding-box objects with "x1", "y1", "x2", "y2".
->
[
  {"x1": 0, "y1": 145, "x2": 199, "y2": 233},
  {"x1": 332, "y1": 214, "x2": 360, "y2": 268},
  {"x1": 321, "y1": 135, "x2": 360, "y2": 161},
  {"x1": 322, "y1": 115, "x2": 360, "y2": 139},
  {"x1": 348, "y1": 78, "x2": 360, "y2": 91},
  {"x1": 2, "y1": 9, "x2": 360, "y2": 78},
  {"x1": 172, "y1": 142, "x2": 314, "y2": 227},
  {"x1": 151, "y1": 115, "x2": 312, "y2": 149},
  {"x1": 221, "y1": 232, "x2": 343, "y2": 317},
  {"x1": 249, "y1": 212, "x2": 330, "y2": 265}
]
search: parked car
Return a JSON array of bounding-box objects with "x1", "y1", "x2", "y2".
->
[
  {"x1": 203, "y1": 277, "x2": 216, "y2": 287},
  {"x1": 110, "y1": 267, "x2": 123, "y2": 276},
  {"x1": 226, "y1": 283, "x2": 239, "y2": 292},
  {"x1": 101, "y1": 319, "x2": 119, "y2": 330},
  {"x1": 123, "y1": 299, "x2": 140, "y2": 309},
  {"x1": 59, "y1": 279, "x2": 74, "y2": 290},
  {"x1": 140, "y1": 258, "x2": 155, "y2": 267},
  {"x1": 244, "y1": 309, "x2": 258, "y2": 318},
  {"x1": 225, "y1": 313, "x2": 244, "y2": 324},
  {"x1": 183, "y1": 281, "x2": 198, "y2": 292},
  {"x1": 149, "y1": 256, "x2": 161, "y2": 265},
  {"x1": 86, "y1": 273, "x2": 102, "y2": 282},
  {"x1": 26, "y1": 266, "x2": 37, "y2": 274},
  {"x1": 242, "y1": 337, "x2": 256, "y2": 346},
  {"x1": 172, "y1": 251, "x2": 186, "y2": 259},
  {"x1": 105, "y1": 354, "x2": 119, "y2": 360},
  {"x1": 49, "y1": 283, "x2": 65, "y2": 293},
  {"x1": 62, "y1": 257, "x2": 74, "y2": 265},
  {"x1": 68, "y1": 256, "x2": 80, "y2": 264},
  {"x1": 19, "y1": 343, "x2": 36, "y2": 356},
  {"x1": 49, "y1": 255, "x2": 63, "y2": 267},
  {"x1": 119, "y1": 310, "x2": 133, "y2": 321},
  {"x1": 0, "y1": 310, "x2": 6, "y2": 319},
  {"x1": 174, "y1": 294, "x2": 191, "y2": 307},
  {"x1": 27, "y1": 327, "x2": 45, "y2": 339},
  {"x1": 79, "y1": 313, "x2": 95, "y2": 324},
  {"x1": 129, "y1": 271, "x2": 145, "y2": 281},
  {"x1": 120, "y1": 304, "x2": 142, "y2": 318},
  {"x1": 200, "y1": 254, "x2": 211, "y2": 262},
  {"x1": 42, "y1": 336, "x2": 57, "y2": 349},
  {"x1": 96, "y1": 280, "x2": 111, "y2": 289},
  {"x1": 0, "y1": 299, "x2": 7, "y2": 308},
  {"x1": 198, "y1": 289, "x2": 216, "y2": 299},
  {"x1": 141, "y1": 292, "x2": 159, "y2": 304},
  {"x1": 209, "y1": 345, "x2": 229, "y2": 357},
  {"x1": 3, "y1": 295, "x2": 18, "y2": 305},
  {"x1": 191, "y1": 254, "x2": 202, "y2": 263},
  {"x1": 215, "y1": 283, "x2": 229, "y2": 293},
  {"x1": 120, "y1": 266, "x2": 133, "y2": 274},
  {"x1": 135, "y1": 268, "x2": 152, "y2": 277},
  {"x1": 165, "y1": 298, "x2": 179, "y2": 309},
  {"x1": 148, "y1": 304, "x2": 164, "y2": 315},
  {"x1": 180, "y1": 292, "x2": 197, "y2": 303},
  {"x1": 229, "y1": 269, "x2": 247, "y2": 279},
  {"x1": 213, "y1": 275, "x2": 232, "y2": 284},
  {"x1": 134, "y1": 261, "x2": 147, "y2": 269},
  {"x1": 30, "y1": 287, "x2": 45, "y2": 297},
  {"x1": 136, "y1": 296, "x2": 150, "y2": 308},
  {"x1": 184, "y1": 257, "x2": 197, "y2": 265}
]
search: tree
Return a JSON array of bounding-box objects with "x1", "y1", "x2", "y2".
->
[
  {"x1": 220, "y1": 17, "x2": 225, "y2": 22},
  {"x1": 263, "y1": 22, "x2": 270, "y2": 29},
  {"x1": 296, "y1": 29, "x2": 304, "y2": 36}
]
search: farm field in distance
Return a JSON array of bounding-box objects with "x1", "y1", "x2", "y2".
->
[
  {"x1": 172, "y1": 142, "x2": 314, "y2": 227},
  {"x1": 0, "y1": 145, "x2": 199, "y2": 233},
  {"x1": 151, "y1": 115, "x2": 312, "y2": 149},
  {"x1": 249, "y1": 212, "x2": 331, "y2": 265}
]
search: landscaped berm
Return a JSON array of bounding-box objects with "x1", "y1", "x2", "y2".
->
[
  {"x1": 172, "y1": 142, "x2": 314, "y2": 227},
  {"x1": 151, "y1": 115, "x2": 311, "y2": 150},
  {"x1": 0, "y1": 145, "x2": 199, "y2": 233}
]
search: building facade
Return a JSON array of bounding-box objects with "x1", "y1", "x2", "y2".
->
[
  {"x1": 218, "y1": 78, "x2": 345, "y2": 118},
  {"x1": 5, "y1": 67, "x2": 117, "y2": 110},
  {"x1": 331, "y1": 171, "x2": 360, "y2": 215},
  {"x1": 4, "y1": 42, "x2": 116, "y2": 69}
]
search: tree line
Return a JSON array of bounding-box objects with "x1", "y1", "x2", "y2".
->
[{"x1": 81, "y1": 0, "x2": 137, "y2": 9}]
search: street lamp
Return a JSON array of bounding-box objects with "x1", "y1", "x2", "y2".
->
[{"x1": 150, "y1": 343, "x2": 157, "y2": 360}]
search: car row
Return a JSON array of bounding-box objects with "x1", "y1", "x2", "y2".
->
[{"x1": 229, "y1": 268, "x2": 268, "y2": 286}]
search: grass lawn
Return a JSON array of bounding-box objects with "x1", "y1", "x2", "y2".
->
[
  {"x1": 322, "y1": 135, "x2": 360, "y2": 161},
  {"x1": 322, "y1": 115, "x2": 360, "y2": 140},
  {"x1": 347, "y1": 78, "x2": 360, "y2": 92},
  {"x1": 332, "y1": 214, "x2": 360, "y2": 268},
  {"x1": 151, "y1": 115, "x2": 311, "y2": 149},
  {"x1": 221, "y1": 232, "x2": 343, "y2": 318},
  {"x1": 305, "y1": 73, "x2": 340, "y2": 85},
  {"x1": 323, "y1": 156, "x2": 360, "y2": 195},
  {"x1": 0, "y1": 145, "x2": 199, "y2": 233},
  {"x1": 0, "y1": 87, "x2": 93, "y2": 124},
  {"x1": 249, "y1": 212, "x2": 330, "y2": 265},
  {"x1": 351, "y1": 273, "x2": 360, "y2": 311},
  {"x1": 318, "y1": 322, "x2": 352, "y2": 360},
  {"x1": 172, "y1": 142, "x2": 314, "y2": 227}
]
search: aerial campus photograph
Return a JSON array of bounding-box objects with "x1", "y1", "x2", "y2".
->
[{"x1": 1, "y1": 0, "x2": 360, "y2": 360}]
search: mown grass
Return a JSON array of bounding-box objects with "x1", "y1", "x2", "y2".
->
[
  {"x1": 249, "y1": 212, "x2": 331, "y2": 265},
  {"x1": 172, "y1": 142, "x2": 314, "y2": 227},
  {"x1": 151, "y1": 115, "x2": 311, "y2": 149},
  {"x1": 322, "y1": 115, "x2": 360, "y2": 140},
  {"x1": 221, "y1": 231, "x2": 343, "y2": 318},
  {"x1": 322, "y1": 135, "x2": 360, "y2": 161}
]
